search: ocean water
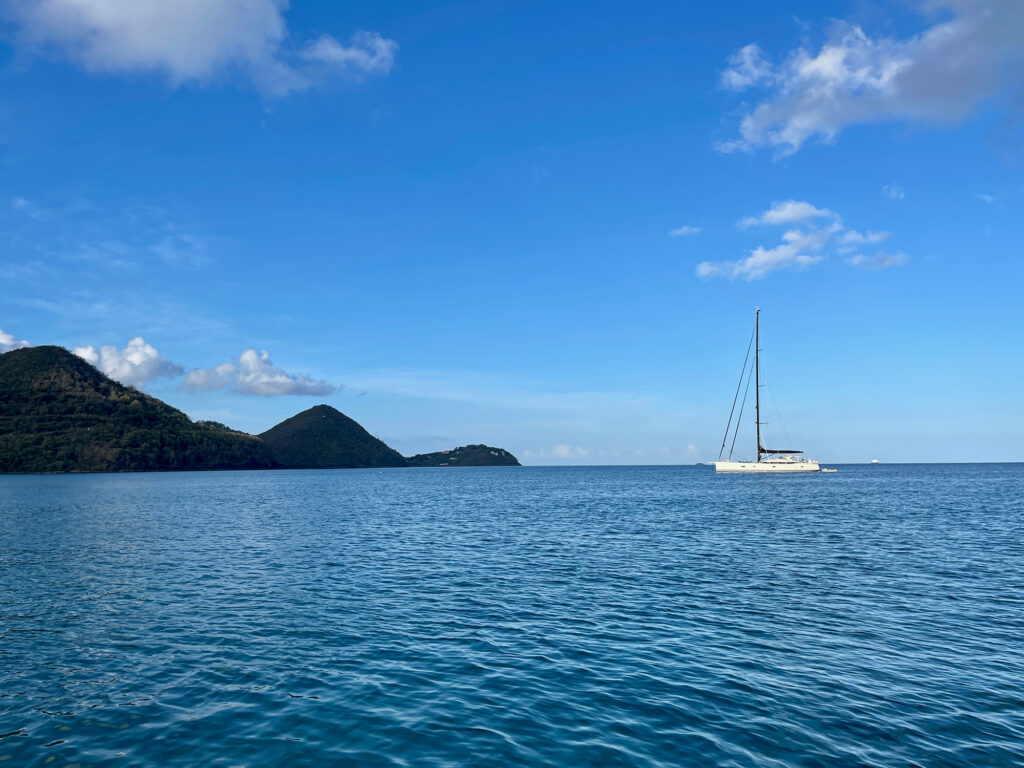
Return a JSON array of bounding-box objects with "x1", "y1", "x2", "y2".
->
[{"x1": 1, "y1": 465, "x2": 1023, "y2": 767}]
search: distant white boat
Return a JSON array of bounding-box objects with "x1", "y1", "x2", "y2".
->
[
  {"x1": 870, "y1": 459, "x2": 880, "y2": 464},
  {"x1": 712, "y1": 309, "x2": 820, "y2": 474}
]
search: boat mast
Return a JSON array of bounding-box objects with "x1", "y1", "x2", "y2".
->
[{"x1": 755, "y1": 308, "x2": 761, "y2": 462}]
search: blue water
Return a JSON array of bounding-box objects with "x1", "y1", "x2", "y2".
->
[{"x1": 2, "y1": 465, "x2": 1023, "y2": 767}]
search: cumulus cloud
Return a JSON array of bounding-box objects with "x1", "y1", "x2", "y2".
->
[
  {"x1": 74, "y1": 337, "x2": 184, "y2": 385},
  {"x1": 0, "y1": 327, "x2": 31, "y2": 353},
  {"x1": 738, "y1": 200, "x2": 833, "y2": 228},
  {"x1": 848, "y1": 252, "x2": 908, "y2": 270},
  {"x1": 698, "y1": 200, "x2": 904, "y2": 280},
  {"x1": 717, "y1": 0, "x2": 1024, "y2": 153},
  {"x1": 183, "y1": 349, "x2": 336, "y2": 396},
  {"x1": 669, "y1": 225, "x2": 701, "y2": 237},
  {"x1": 8, "y1": 0, "x2": 397, "y2": 94}
]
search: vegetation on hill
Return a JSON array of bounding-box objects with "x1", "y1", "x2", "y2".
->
[
  {"x1": 0, "y1": 348, "x2": 522, "y2": 474},
  {"x1": 258, "y1": 404, "x2": 408, "y2": 468},
  {"x1": 195, "y1": 420, "x2": 247, "y2": 434},
  {"x1": 0, "y1": 346, "x2": 276, "y2": 473},
  {"x1": 406, "y1": 444, "x2": 520, "y2": 467}
]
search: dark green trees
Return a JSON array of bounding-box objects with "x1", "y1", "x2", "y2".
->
[{"x1": 0, "y1": 346, "x2": 275, "y2": 473}]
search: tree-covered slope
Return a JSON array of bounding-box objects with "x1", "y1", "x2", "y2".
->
[
  {"x1": 0, "y1": 346, "x2": 276, "y2": 473},
  {"x1": 258, "y1": 404, "x2": 408, "y2": 468},
  {"x1": 406, "y1": 444, "x2": 520, "y2": 467}
]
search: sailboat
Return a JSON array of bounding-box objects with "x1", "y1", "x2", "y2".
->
[{"x1": 713, "y1": 309, "x2": 820, "y2": 473}]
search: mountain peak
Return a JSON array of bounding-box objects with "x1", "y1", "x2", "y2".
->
[
  {"x1": 0, "y1": 345, "x2": 106, "y2": 386},
  {"x1": 0, "y1": 345, "x2": 276, "y2": 473},
  {"x1": 258, "y1": 405, "x2": 407, "y2": 469}
]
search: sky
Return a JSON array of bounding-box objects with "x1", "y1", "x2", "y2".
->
[{"x1": 1, "y1": 0, "x2": 1022, "y2": 464}]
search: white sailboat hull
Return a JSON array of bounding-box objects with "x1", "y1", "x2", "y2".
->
[{"x1": 713, "y1": 459, "x2": 820, "y2": 473}]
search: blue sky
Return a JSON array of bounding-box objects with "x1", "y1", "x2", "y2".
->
[{"x1": 1, "y1": 0, "x2": 1022, "y2": 463}]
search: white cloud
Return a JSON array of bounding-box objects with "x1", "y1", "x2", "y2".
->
[
  {"x1": 974, "y1": 193, "x2": 996, "y2": 203},
  {"x1": 839, "y1": 229, "x2": 890, "y2": 245},
  {"x1": 182, "y1": 362, "x2": 238, "y2": 393},
  {"x1": 301, "y1": 31, "x2": 397, "y2": 75},
  {"x1": 698, "y1": 225, "x2": 835, "y2": 281},
  {"x1": 552, "y1": 444, "x2": 588, "y2": 459},
  {"x1": 669, "y1": 225, "x2": 701, "y2": 237},
  {"x1": 883, "y1": 183, "x2": 905, "y2": 200},
  {"x1": 0, "y1": 327, "x2": 31, "y2": 353},
  {"x1": 183, "y1": 349, "x2": 336, "y2": 396},
  {"x1": 73, "y1": 337, "x2": 184, "y2": 385},
  {"x1": 718, "y1": 0, "x2": 1024, "y2": 153},
  {"x1": 721, "y1": 43, "x2": 773, "y2": 90},
  {"x1": 698, "y1": 201, "x2": 904, "y2": 280},
  {"x1": 738, "y1": 200, "x2": 834, "y2": 228},
  {"x1": 8, "y1": 0, "x2": 397, "y2": 95},
  {"x1": 848, "y1": 252, "x2": 908, "y2": 270}
]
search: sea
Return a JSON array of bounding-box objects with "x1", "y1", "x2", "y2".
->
[{"x1": 1, "y1": 464, "x2": 1023, "y2": 767}]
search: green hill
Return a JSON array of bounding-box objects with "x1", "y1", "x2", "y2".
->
[
  {"x1": 258, "y1": 404, "x2": 408, "y2": 469},
  {"x1": 406, "y1": 444, "x2": 520, "y2": 467},
  {"x1": 0, "y1": 348, "x2": 522, "y2": 474},
  {"x1": 0, "y1": 346, "x2": 276, "y2": 473}
]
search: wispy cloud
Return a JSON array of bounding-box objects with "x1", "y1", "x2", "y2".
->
[
  {"x1": 6, "y1": 195, "x2": 219, "y2": 272},
  {"x1": 522, "y1": 444, "x2": 591, "y2": 460},
  {"x1": 9, "y1": 281, "x2": 239, "y2": 354},
  {"x1": 839, "y1": 229, "x2": 890, "y2": 245},
  {"x1": 9, "y1": 0, "x2": 397, "y2": 96},
  {"x1": 74, "y1": 337, "x2": 184, "y2": 386},
  {"x1": 300, "y1": 31, "x2": 397, "y2": 77},
  {"x1": 974, "y1": 193, "x2": 996, "y2": 203},
  {"x1": 328, "y1": 366, "x2": 698, "y2": 465},
  {"x1": 11, "y1": 196, "x2": 50, "y2": 221},
  {"x1": 883, "y1": 183, "x2": 905, "y2": 201},
  {"x1": 717, "y1": 0, "x2": 1024, "y2": 154},
  {"x1": 342, "y1": 368, "x2": 655, "y2": 414},
  {"x1": 148, "y1": 226, "x2": 212, "y2": 268},
  {"x1": 0, "y1": 259, "x2": 49, "y2": 281},
  {"x1": 669, "y1": 225, "x2": 701, "y2": 237},
  {"x1": 519, "y1": 442, "x2": 702, "y2": 465},
  {"x1": 184, "y1": 350, "x2": 336, "y2": 397},
  {"x1": 847, "y1": 252, "x2": 908, "y2": 270}
]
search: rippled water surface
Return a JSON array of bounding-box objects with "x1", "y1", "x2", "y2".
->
[{"x1": 2, "y1": 465, "x2": 1023, "y2": 766}]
